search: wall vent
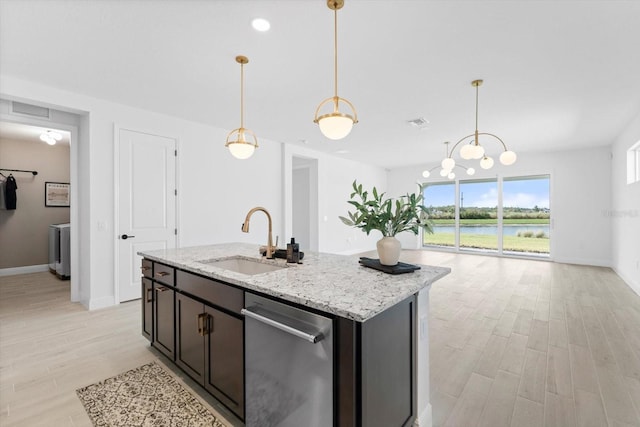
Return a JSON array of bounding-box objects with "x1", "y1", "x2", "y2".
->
[{"x1": 11, "y1": 101, "x2": 50, "y2": 119}]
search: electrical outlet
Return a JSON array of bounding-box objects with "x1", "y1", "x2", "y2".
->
[{"x1": 97, "y1": 221, "x2": 106, "y2": 231}]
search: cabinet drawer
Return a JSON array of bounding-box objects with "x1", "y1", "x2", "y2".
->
[
  {"x1": 141, "y1": 259, "x2": 153, "y2": 278},
  {"x1": 154, "y1": 263, "x2": 175, "y2": 286},
  {"x1": 177, "y1": 270, "x2": 243, "y2": 314}
]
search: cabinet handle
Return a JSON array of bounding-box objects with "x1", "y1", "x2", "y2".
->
[
  {"x1": 156, "y1": 271, "x2": 170, "y2": 277},
  {"x1": 140, "y1": 266, "x2": 151, "y2": 272},
  {"x1": 156, "y1": 286, "x2": 169, "y2": 292},
  {"x1": 198, "y1": 313, "x2": 209, "y2": 336},
  {"x1": 146, "y1": 287, "x2": 153, "y2": 302}
]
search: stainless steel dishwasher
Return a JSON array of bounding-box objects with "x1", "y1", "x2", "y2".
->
[{"x1": 242, "y1": 293, "x2": 333, "y2": 427}]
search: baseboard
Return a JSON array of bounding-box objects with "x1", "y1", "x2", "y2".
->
[
  {"x1": 413, "y1": 403, "x2": 432, "y2": 427},
  {"x1": 0, "y1": 264, "x2": 49, "y2": 277},
  {"x1": 553, "y1": 256, "x2": 611, "y2": 268},
  {"x1": 613, "y1": 267, "x2": 640, "y2": 297},
  {"x1": 88, "y1": 295, "x2": 116, "y2": 310}
]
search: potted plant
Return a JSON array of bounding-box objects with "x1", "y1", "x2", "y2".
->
[{"x1": 339, "y1": 180, "x2": 434, "y2": 266}]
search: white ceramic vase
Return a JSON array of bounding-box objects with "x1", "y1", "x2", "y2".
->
[{"x1": 377, "y1": 236, "x2": 401, "y2": 266}]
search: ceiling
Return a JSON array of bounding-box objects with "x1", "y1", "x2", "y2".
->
[
  {"x1": 1, "y1": 0, "x2": 639, "y2": 169},
  {"x1": 0, "y1": 121, "x2": 71, "y2": 146}
]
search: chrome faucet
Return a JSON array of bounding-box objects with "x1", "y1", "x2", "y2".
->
[{"x1": 241, "y1": 206, "x2": 276, "y2": 259}]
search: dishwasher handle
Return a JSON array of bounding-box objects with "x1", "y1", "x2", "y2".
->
[{"x1": 241, "y1": 307, "x2": 324, "y2": 344}]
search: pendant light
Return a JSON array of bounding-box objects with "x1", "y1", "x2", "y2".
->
[
  {"x1": 313, "y1": 0, "x2": 358, "y2": 140},
  {"x1": 225, "y1": 55, "x2": 258, "y2": 159},
  {"x1": 446, "y1": 79, "x2": 517, "y2": 170}
]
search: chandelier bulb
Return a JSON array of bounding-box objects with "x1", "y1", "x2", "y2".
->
[
  {"x1": 500, "y1": 150, "x2": 517, "y2": 166},
  {"x1": 480, "y1": 156, "x2": 494, "y2": 170}
]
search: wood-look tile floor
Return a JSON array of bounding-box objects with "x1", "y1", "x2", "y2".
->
[
  {"x1": 0, "y1": 272, "x2": 242, "y2": 427},
  {"x1": 1, "y1": 251, "x2": 640, "y2": 427}
]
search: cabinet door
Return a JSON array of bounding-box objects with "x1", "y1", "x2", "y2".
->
[
  {"x1": 153, "y1": 284, "x2": 175, "y2": 360},
  {"x1": 141, "y1": 278, "x2": 153, "y2": 341},
  {"x1": 176, "y1": 293, "x2": 205, "y2": 383},
  {"x1": 205, "y1": 306, "x2": 245, "y2": 420}
]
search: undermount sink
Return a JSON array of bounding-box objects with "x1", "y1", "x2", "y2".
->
[{"x1": 197, "y1": 256, "x2": 286, "y2": 276}]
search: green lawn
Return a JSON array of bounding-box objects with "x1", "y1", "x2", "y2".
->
[{"x1": 424, "y1": 232, "x2": 550, "y2": 254}]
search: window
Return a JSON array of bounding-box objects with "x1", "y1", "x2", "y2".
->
[
  {"x1": 423, "y1": 182, "x2": 455, "y2": 248},
  {"x1": 459, "y1": 179, "x2": 498, "y2": 252},
  {"x1": 423, "y1": 174, "x2": 551, "y2": 258},
  {"x1": 503, "y1": 176, "x2": 550, "y2": 255},
  {"x1": 627, "y1": 140, "x2": 640, "y2": 185}
]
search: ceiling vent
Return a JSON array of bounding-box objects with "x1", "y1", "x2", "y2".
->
[
  {"x1": 11, "y1": 101, "x2": 50, "y2": 119},
  {"x1": 407, "y1": 117, "x2": 429, "y2": 130}
]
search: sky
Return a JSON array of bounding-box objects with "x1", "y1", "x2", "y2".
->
[{"x1": 423, "y1": 177, "x2": 550, "y2": 209}]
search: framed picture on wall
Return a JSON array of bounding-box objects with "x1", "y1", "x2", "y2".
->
[{"x1": 45, "y1": 182, "x2": 70, "y2": 207}]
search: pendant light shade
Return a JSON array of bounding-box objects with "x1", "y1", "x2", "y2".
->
[
  {"x1": 225, "y1": 55, "x2": 258, "y2": 159},
  {"x1": 445, "y1": 80, "x2": 516, "y2": 170},
  {"x1": 313, "y1": 0, "x2": 358, "y2": 140}
]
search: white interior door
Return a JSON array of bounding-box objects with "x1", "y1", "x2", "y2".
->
[{"x1": 118, "y1": 128, "x2": 176, "y2": 302}]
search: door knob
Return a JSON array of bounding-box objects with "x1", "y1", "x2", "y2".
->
[{"x1": 121, "y1": 234, "x2": 135, "y2": 239}]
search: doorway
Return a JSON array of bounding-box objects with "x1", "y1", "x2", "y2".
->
[
  {"x1": 0, "y1": 103, "x2": 81, "y2": 302},
  {"x1": 292, "y1": 156, "x2": 319, "y2": 252}
]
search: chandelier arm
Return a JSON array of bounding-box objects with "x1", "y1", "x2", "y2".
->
[
  {"x1": 476, "y1": 132, "x2": 508, "y2": 151},
  {"x1": 447, "y1": 134, "x2": 476, "y2": 157}
]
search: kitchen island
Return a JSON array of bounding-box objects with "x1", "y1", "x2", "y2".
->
[{"x1": 139, "y1": 243, "x2": 450, "y2": 427}]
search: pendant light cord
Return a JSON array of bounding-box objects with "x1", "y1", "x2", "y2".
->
[
  {"x1": 333, "y1": 6, "x2": 339, "y2": 101},
  {"x1": 240, "y1": 62, "x2": 245, "y2": 128}
]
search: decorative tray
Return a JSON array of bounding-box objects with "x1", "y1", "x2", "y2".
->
[{"x1": 358, "y1": 257, "x2": 421, "y2": 275}]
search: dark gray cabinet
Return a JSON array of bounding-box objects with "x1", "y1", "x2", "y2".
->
[
  {"x1": 153, "y1": 282, "x2": 175, "y2": 360},
  {"x1": 141, "y1": 278, "x2": 153, "y2": 341},
  {"x1": 176, "y1": 293, "x2": 244, "y2": 419},
  {"x1": 336, "y1": 295, "x2": 416, "y2": 427}
]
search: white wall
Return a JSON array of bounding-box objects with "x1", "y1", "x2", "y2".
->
[
  {"x1": 283, "y1": 144, "x2": 387, "y2": 255},
  {"x1": 1, "y1": 75, "x2": 283, "y2": 309},
  {"x1": 1, "y1": 75, "x2": 388, "y2": 309},
  {"x1": 611, "y1": 111, "x2": 640, "y2": 295},
  {"x1": 388, "y1": 146, "x2": 613, "y2": 267}
]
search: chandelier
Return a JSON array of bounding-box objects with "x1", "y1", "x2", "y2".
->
[{"x1": 443, "y1": 79, "x2": 517, "y2": 171}]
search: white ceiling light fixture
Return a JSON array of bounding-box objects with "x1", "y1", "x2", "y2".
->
[
  {"x1": 225, "y1": 55, "x2": 258, "y2": 160},
  {"x1": 251, "y1": 18, "x2": 270, "y2": 32},
  {"x1": 313, "y1": 0, "x2": 358, "y2": 140},
  {"x1": 39, "y1": 130, "x2": 62, "y2": 145},
  {"x1": 446, "y1": 79, "x2": 517, "y2": 170}
]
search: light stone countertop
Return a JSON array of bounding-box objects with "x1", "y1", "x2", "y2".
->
[{"x1": 138, "y1": 243, "x2": 450, "y2": 322}]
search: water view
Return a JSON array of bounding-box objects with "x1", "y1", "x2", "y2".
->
[{"x1": 433, "y1": 224, "x2": 550, "y2": 236}]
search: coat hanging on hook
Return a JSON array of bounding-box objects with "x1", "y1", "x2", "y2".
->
[{"x1": 5, "y1": 174, "x2": 17, "y2": 210}]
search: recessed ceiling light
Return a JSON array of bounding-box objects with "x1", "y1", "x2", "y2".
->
[{"x1": 251, "y1": 18, "x2": 270, "y2": 32}]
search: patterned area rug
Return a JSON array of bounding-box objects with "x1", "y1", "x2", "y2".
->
[{"x1": 76, "y1": 362, "x2": 227, "y2": 427}]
